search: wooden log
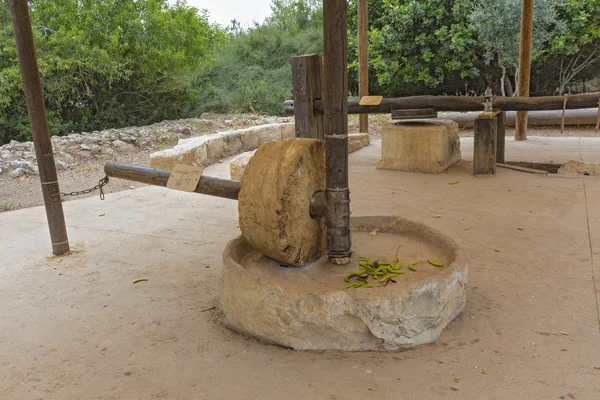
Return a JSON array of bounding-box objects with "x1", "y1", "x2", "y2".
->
[
  {"x1": 323, "y1": 0, "x2": 351, "y2": 260},
  {"x1": 391, "y1": 108, "x2": 437, "y2": 119},
  {"x1": 496, "y1": 111, "x2": 506, "y2": 163},
  {"x1": 473, "y1": 114, "x2": 498, "y2": 175},
  {"x1": 104, "y1": 162, "x2": 241, "y2": 200},
  {"x1": 9, "y1": 0, "x2": 69, "y2": 255},
  {"x1": 283, "y1": 92, "x2": 600, "y2": 115},
  {"x1": 104, "y1": 161, "x2": 330, "y2": 217},
  {"x1": 291, "y1": 54, "x2": 324, "y2": 139},
  {"x1": 515, "y1": 0, "x2": 534, "y2": 140},
  {"x1": 358, "y1": 0, "x2": 369, "y2": 133}
]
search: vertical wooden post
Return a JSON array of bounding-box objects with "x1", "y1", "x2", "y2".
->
[
  {"x1": 473, "y1": 114, "x2": 498, "y2": 175},
  {"x1": 291, "y1": 54, "x2": 324, "y2": 140},
  {"x1": 357, "y1": 0, "x2": 369, "y2": 133},
  {"x1": 323, "y1": 0, "x2": 351, "y2": 261},
  {"x1": 9, "y1": 0, "x2": 70, "y2": 255},
  {"x1": 496, "y1": 111, "x2": 506, "y2": 163},
  {"x1": 515, "y1": 0, "x2": 534, "y2": 141}
]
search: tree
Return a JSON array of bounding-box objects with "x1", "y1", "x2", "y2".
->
[
  {"x1": 470, "y1": 0, "x2": 559, "y2": 97},
  {"x1": 547, "y1": 0, "x2": 600, "y2": 94},
  {"x1": 198, "y1": 0, "x2": 323, "y2": 115},
  {"x1": 0, "y1": 0, "x2": 224, "y2": 143},
  {"x1": 366, "y1": 0, "x2": 479, "y2": 96}
]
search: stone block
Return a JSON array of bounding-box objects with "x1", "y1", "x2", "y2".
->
[
  {"x1": 281, "y1": 123, "x2": 295, "y2": 139},
  {"x1": 256, "y1": 124, "x2": 285, "y2": 146},
  {"x1": 229, "y1": 150, "x2": 256, "y2": 180},
  {"x1": 149, "y1": 140, "x2": 208, "y2": 170},
  {"x1": 348, "y1": 133, "x2": 370, "y2": 153},
  {"x1": 376, "y1": 119, "x2": 461, "y2": 173}
]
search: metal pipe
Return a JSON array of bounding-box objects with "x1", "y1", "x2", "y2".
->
[{"x1": 323, "y1": 0, "x2": 352, "y2": 261}]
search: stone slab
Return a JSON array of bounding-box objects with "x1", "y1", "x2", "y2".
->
[{"x1": 376, "y1": 119, "x2": 461, "y2": 173}]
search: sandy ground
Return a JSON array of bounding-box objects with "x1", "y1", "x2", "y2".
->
[
  {"x1": 1, "y1": 140, "x2": 600, "y2": 399},
  {"x1": 2, "y1": 114, "x2": 599, "y2": 213}
]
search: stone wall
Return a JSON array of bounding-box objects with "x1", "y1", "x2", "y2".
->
[
  {"x1": 0, "y1": 116, "x2": 291, "y2": 179},
  {"x1": 149, "y1": 123, "x2": 295, "y2": 170}
]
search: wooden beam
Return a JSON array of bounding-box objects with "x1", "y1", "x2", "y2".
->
[
  {"x1": 9, "y1": 0, "x2": 69, "y2": 255},
  {"x1": 473, "y1": 114, "x2": 498, "y2": 175},
  {"x1": 291, "y1": 54, "x2": 324, "y2": 139},
  {"x1": 104, "y1": 162, "x2": 241, "y2": 200},
  {"x1": 323, "y1": 0, "x2": 351, "y2": 261},
  {"x1": 515, "y1": 0, "x2": 534, "y2": 141},
  {"x1": 358, "y1": 0, "x2": 369, "y2": 133},
  {"x1": 283, "y1": 92, "x2": 600, "y2": 115}
]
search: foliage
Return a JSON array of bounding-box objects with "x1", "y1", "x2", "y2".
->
[
  {"x1": 197, "y1": 0, "x2": 322, "y2": 115},
  {"x1": 0, "y1": 0, "x2": 223, "y2": 143},
  {"x1": 470, "y1": 0, "x2": 559, "y2": 96},
  {"x1": 366, "y1": 0, "x2": 479, "y2": 96},
  {"x1": 1, "y1": 0, "x2": 600, "y2": 143}
]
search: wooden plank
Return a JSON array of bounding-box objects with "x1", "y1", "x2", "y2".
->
[
  {"x1": 104, "y1": 162, "x2": 240, "y2": 200},
  {"x1": 473, "y1": 115, "x2": 497, "y2": 175},
  {"x1": 291, "y1": 54, "x2": 324, "y2": 139},
  {"x1": 496, "y1": 111, "x2": 506, "y2": 163},
  {"x1": 515, "y1": 0, "x2": 534, "y2": 141},
  {"x1": 391, "y1": 108, "x2": 437, "y2": 119},
  {"x1": 282, "y1": 92, "x2": 600, "y2": 115},
  {"x1": 358, "y1": 0, "x2": 369, "y2": 133},
  {"x1": 9, "y1": 0, "x2": 69, "y2": 255},
  {"x1": 497, "y1": 163, "x2": 548, "y2": 175},
  {"x1": 323, "y1": 0, "x2": 351, "y2": 260}
]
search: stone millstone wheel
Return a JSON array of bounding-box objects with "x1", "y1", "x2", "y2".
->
[{"x1": 238, "y1": 139, "x2": 326, "y2": 266}]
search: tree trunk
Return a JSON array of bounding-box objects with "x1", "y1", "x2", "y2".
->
[{"x1": 500, "y1": 66, "x2": 507, "y2": 97}]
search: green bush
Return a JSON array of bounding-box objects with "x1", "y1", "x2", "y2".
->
[{"x1": 0, "y1": 0, "x2": 224, "y2": 144}]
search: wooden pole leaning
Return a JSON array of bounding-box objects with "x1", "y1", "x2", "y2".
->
[
  {"x1": 9, "y1": 0, "x2": 69, "y2": 255},
  {"x1": 515, "y1": 0, "x2": 534, "y2": 141},
  {"x1": 323, "y1": 0, "x2": 352, "y2": 262}
]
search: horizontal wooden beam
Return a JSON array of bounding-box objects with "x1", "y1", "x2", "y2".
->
[
  {"x1": 283, "y1": 92, "x2": 600, "y2": 115},
  {"x1": 104, "y1": 161, "x2": 241, "y2": 200},
  {"x1": 104, "y1": 161, "x2": 329, "y2": 217}
]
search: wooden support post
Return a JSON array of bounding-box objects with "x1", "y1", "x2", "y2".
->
[
  {"x1": 291, "y1": 54, "x2": 324, "y2": 139},
  {"x1": 496, "y1": 111, "x2": 506, "y2": 163},
  {"x1": 515, "y1": 0, "x2": 534, "y2": 141},
  {"x1": 9, "y1": 0, "x2": 69, "y2": 255},
  {"x1": 358, "y1": 0, "x2": 369, "y2": 133},
  {"x1": 323, "y1": 0, "x2": 351, "y2": 261},
  {"x1": 473, "y1": 113, "x2": 498, "y2": 175}
]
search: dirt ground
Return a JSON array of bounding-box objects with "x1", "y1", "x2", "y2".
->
[
  {"x1": 1, "y1": 141, "x2": 600, "y2": 399},
  {"x1": 1, "y1": 113, "x2": 599, "y2": 213}
]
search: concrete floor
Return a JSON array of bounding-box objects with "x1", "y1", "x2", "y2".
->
[{"x1": 1, "y1": 138, "x2": 600, "y2": 399}]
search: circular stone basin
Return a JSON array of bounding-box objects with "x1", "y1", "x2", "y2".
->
[{"x1": 221, "y1": 216, "x2": 468, "y2": 351}]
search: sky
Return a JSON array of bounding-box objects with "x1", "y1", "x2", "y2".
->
[{"x1": 183, "y1": 0, "x2": 274, "y2": 28}]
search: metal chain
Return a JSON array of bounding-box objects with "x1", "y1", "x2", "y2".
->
[{"x1": 60, "y1": 176, "x2": 109, "y2": 200}]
